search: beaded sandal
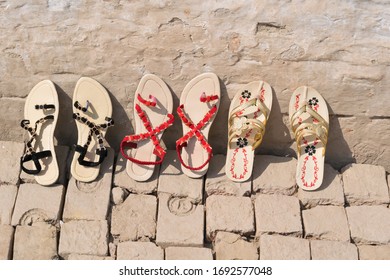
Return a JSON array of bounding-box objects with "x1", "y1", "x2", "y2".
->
[
  {"x1": 176, "y1": 73, "x2": 221, "y2": 178},
  {"x1": 120, "y1": 74, "x2": 174, "y2": 181},
  {"x1": 70, "y1": 77, "x2": 114, "y2": 182},
  {"x1": 289, "y1": 86, "x2": 329, "y2": 191},
  {"x1": 226, "y1": 81, "x2": 273, "y2": 182},
  {"x1": 20, "y1": 80, "x2": 59, "y2": 186}
]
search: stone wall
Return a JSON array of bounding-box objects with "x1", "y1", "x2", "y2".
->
[{"x1": 1, "y1": 0, "x2": 389, "y2": 171}]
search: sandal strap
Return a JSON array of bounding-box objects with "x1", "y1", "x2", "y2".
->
[
  {"x1": 176, "y1": 93, "x2": 218, "y2": 171},
  {"x1": 137, "y1": 94, "x2": 157, "y2": 107},
  {"x1": 73, "y1": 102, "x2": 114, "y2": 167},
  {"x1": 291, "y1": 103, "x2": 329, "y2": 156},
  {"x1": 228, "y1": 97, "x2": 268, "y2": 150},
  {"x1": 120, "y1": 102, "x2": 174, "y2": 166},
  {"x1": 20, "y1": 150, "x2": 52, "y2": 175}
]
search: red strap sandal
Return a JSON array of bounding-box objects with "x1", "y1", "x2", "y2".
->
[
  {"x1": 120, "y1": 74, "x2": 174, "y2": 181},
  {"x1": 176, "y1": 73, "x2": 221, "y2": 178}
]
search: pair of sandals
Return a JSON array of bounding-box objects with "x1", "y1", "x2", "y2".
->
[
  {"x1": 20, "y1": 78, "x2": 114, "y2": 185},
  {"x1": 227, "y1": 82, "x2": 329, "y2": 191},
  {"x1": 121, "y1": 73, "x2": 220, "y2": 181}
]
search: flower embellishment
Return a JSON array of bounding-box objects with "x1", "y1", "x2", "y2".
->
[
  {"x1": 232, "y1": 116, "x2": 248, "y2": 135},
  {"x1": 241, "y1": 90, "x2": 251, "y2": 99},
  {"x1": 305, "y1": 145, "x2": 316, "y2": 156},
  {"x1": 236, "y1": 137, "x2": 248, "y2": 148},
  {"x1": 308, "y1": 97, "x2": 319, "y2": 106}
]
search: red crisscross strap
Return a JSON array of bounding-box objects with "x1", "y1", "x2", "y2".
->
[
  {"x1": 120, "y1": 101, "x2": 174, "y2": 165},
  {"x1": 176, "y1": 95, "x2": 219, "y2": 171}
]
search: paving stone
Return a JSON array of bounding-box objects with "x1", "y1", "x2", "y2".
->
[
  {"x1": 11, "y1": 183, "x2": 64, "y2": 226},
  {"x1": 298, "y1": 164, "x2": 345, "y2": 208},
  {"x1": 111, "y1": 187, "x2": 128, "y2": 205},
  {"x1": 205, "y1": 154, "x2": 251, "y2": 196},
  {"x1": 346, "y1": 206, "x2": 390, "y2": 245},
  {"x1": 113, "y1": 153, "x2": 159, "y2": 194},
  {"x1": 111, "y1": 194, "x2": 157, "y2": 242},
  {"x1": 255, "y1": 194, "x2": 302, "y2": 237},
  {"x1": 65, "y1": 254, "x2": 114, "y2": 260},
  {"x1": 358, "y1": 245, "x2": 390, "y2": 260},
  {"x1": 62, "y1": 148, "x2": 114, "y2": 221},
  {"x1": 0, "y1": 225, "x2": 14, "y2": 260},
  {"x1": 214, "y1": 231, "x2": 258, "y2": 260},
  {"x1": 165, "y1": 247, "x2": 213, "y2": 260},
  {"x1": 13, "y1": 225, "x2": 58, "y2": 260},
  {"x1": 342, "y1": 164, "x2": 390, "y2": 206},
  {"x1": 158, "y1": 151, "x2": 203, "y2": 202},
  {"x1": 302, "y1": 206, "x2": 350, "y2": 242},
  {"x1": 206, "y1": 195, "x2": 254, "y2": 240},
  {"x1": 20, "y1": 145, "x2": 69, "y2": 185},
  {"x1": 156, "y1": 193, "x2": 204, "y2": 247},
  {"x1": 0, "y1": 184, "x2": 18, "y2": 225},
  {"x1": 0, "y1": 141, "x2": 24, "y2": 185},
  {"x1": 310, "y1": 240, "x2": 358, "y2": 260},
  {"x1": 252, "y1": 155, "x2": 297, "y2": 195},
  {"x1": 59, "y1": 220, "x2": 108, "y2": 257},
  {"x1": 117, "y1": 241, "x2": 164, "y2": 260},
  {"x1": 259, "y1": 235, "x2": 310, "y2": 260}
]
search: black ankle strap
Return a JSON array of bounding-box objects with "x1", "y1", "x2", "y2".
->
[{"x1": 20, "y1": 150, "x2": 52, "y2": 175}]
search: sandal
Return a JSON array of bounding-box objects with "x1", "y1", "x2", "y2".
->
[
  {"x1": 70, "y1": 77, "x2": 114, "y2": 182},
  {"x1": 20, "y1": 80, "x2": 59, "y2": 186},
  {"x1": 176, "y1": 73, "x2": 221, "y2": 178},
  {"x1": 226, "y1": 81, "x2": 273, "y2": 182},
  {"x1": 120, "y1": 74, "x2": 174, "y2": 181},
  {"x1": 289, "y1": 86, "x2": 329, "y2": 190}
]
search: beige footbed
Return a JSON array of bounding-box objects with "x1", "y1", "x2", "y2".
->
[
  {"x1": 226, "y1": 81, "x2": 273, "y2": 182},
  {"x1": 289, "y1": 86, "x2": 329, "y2": 191},
  {"x1": 178, "y1": 73, "x2": 220, "y2": 178},
  {"x1": 126, "y1": 74, "x2": 173, "y2": 182},
  {"x1": 71, "y1": 77, "x2": 112, "y2": 182},
  {"x1": 23, "y1": 80, "x2": 59, "y2": 186}
]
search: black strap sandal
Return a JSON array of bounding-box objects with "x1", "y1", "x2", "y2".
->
[
  {"x1": 72, "y1": 101, "x2": 114, "y2": 167},
  {"x1": 20, "y1": 104, "x2": 55, "y2": 175}
]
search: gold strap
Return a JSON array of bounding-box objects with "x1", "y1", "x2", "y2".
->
[
  {"x1": 291, "y1": 103, "x2": 329, "y2": 156},
  {"x1": 228, "y1": 98, "x2": 268, "y2": 150}
]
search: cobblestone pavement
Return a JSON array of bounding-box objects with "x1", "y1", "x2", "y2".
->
[{"x1": 1, "y1": 141, "x2": 390, "y2": 260}]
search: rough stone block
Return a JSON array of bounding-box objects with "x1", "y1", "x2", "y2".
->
[
  {"x1": 65, "y1": 254, "x2": 114, "y2": 260},
  {"x1": 252, "y1": 155, "x2": 297, "y2": 195},
  {"x1": 214, "y1": 232, "x2": 258, "y2": 260},
  {"x1": 302, "y1": 206, "x2": 350, "y2": 242},
  {"x1": 0, "y1": 141, "x2": 24, "y2": 185},
  {"x1": 259, "y1": 235, "x2": 310, "y2": 260},
  {"x1": 165, "y1": 247, "x2": 213, "y2": 260},
  {"x1": 62, "y1": 148, "x2": 114, "y2": 221},
  {"x1": 158, "y1": 151, "x2": 203, "y2": 202},
  {"x1": 358, "y1": 245, "x2": 390, "y2": 260},
  {"x1": 111, "y1": 194, "x2": 157, "y2": 242},
  {"x1": 11, "y1": 183, "x2": 64, "y2": 226},
  {"x1": 117, "y1": 241, "x2": 164, "y2": 260},
  {"x1": 310, "y1": 240, "x2": 358, "y2": 260},
  {"x1": 20, "y1": 145, "x2": 69, "y2": 185},
  {"x1": 111, "y1": 187, "x2": 128, "y2": 205},
  {"x1": 346, "y1": 206, "x2": 390, "y2": 245},
  {"x1": 13, "y1": 225, "x2": 57, "y2": 260},
  {"x1": 298, "y1": 164, "x2": 345, "y2": 208},
  {"x1": 206, "y1": 195, "x2": 254, "y2": 240},
  {"x1": 0, "y1": 225, "x2": 14, "y2": 260},
  {"x1": 113, "y1": 153, "x2": 159, "y2": 194},
  {"x1": 0, "y1": 184, "x2": 18, "y2": 225},
  {"x1": 342, "y1": 164, "x2": 389, "y2": 205},
  {"x1": 156, "y1": 193, "x2": 204, "y2": 247},
  {"x1": 255, "y1": 194, "x2": 302, "y2": 237},
  {"x1": 59, "y1": 220, "x2": 108, "y2": 257},
  {"x1": 205, "y1": 154, "x2": 251, "y2": 196}
]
